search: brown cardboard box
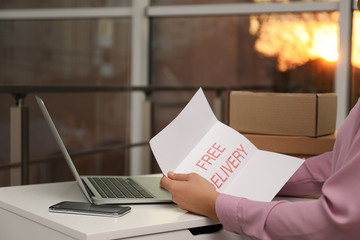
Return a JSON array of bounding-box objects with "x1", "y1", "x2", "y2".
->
[
  {"x1": 243, "y1": 133, "x2": 336, "y2": 156},
  {"x1": 229, "y1": 91, "x2": 337, "y2": 137}
]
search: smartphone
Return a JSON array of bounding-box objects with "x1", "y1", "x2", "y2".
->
[{"x1": 49, "y1": 201, "x2": 131, "y2": 217}]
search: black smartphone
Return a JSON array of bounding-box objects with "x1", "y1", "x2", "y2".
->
[{"x1": 49, "y1": 201, "x2": 131, "y2": 217}]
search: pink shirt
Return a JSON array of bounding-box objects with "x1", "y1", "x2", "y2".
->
[{"x1": 216, "y1": 98, "x2": 360, "y2": 239}]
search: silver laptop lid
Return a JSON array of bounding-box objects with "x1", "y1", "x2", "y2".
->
[{"x1": 35, "y1": 96, "x2": 92, "y2": 203}]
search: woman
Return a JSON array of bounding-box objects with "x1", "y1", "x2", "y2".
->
[
  {"x1": 161, "y1": 11, "x2": 360, "y2": 236},
  {"x1": 161, "y1": 96, "x2": 360, "y2": 239}
]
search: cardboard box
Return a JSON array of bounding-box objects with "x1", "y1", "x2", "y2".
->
[
  {"x1": 244, "y1": 133, "x2": 336, "y2": 156},
  {"x1": 229, "y1": 91, "x2": 337, "y2": 137}
]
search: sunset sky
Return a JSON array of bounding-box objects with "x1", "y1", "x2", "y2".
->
[{"x1": 249, "y1": 11, "x2": 359, "y2": 71}]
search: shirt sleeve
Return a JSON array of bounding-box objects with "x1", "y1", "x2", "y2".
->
[
  {"x1": 216, "y1": 194, "x2": 344, "y2": 240},
  {"x1": 216, "y1": 144, "x2": 360, "y2": 239},
  {"x1": 277, "y1": 151, "x2": 333, "y2": 196},
  {"x1": 215, "y1": 118, "x2": 360, "y2": 240}
]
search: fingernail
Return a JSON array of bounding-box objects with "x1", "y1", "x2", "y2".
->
[{"x1": 168, "y1": 171, "x2": 175, "y2": 177}]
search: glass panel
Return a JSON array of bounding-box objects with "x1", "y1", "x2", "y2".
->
[
  {"x1": 0, "y1": 0, "x2": 131, "y2": 9},
  {"x1": 351, "y1": 11, "x2": 360, "y2": 109},
  {"x1": 0, "y1": 92, "x2": 131, "y2": 186},
  {"x1": 0, "y1": 18, "x2": 131, "y2": 186},
  {"x1": 0, "y1": 19, "x2": 130, "y2": 85},
  {"x1": 151, "y1": 12, "x2": 337, "y2": 136}
]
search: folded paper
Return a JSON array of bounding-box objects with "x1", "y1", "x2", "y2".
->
[{"x1": 150, "y1": 88, "x2": 304, "y2": 201}]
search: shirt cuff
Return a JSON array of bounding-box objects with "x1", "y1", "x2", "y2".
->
[{"x1": 215, "y1": 193, "x2": 244, "y2": 234}]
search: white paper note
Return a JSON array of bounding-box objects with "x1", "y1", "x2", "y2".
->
[{"x1": 150, "y1": 88, "x2": 304, "y2": 201}]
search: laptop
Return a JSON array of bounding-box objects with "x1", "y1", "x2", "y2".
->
[{"x1": 36, "y1": 96, "x2": 172, "y2": 204}]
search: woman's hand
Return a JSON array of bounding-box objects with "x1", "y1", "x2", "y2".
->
[{"x1": 160, "y1": 171, "x2": 220, "y2": 221}]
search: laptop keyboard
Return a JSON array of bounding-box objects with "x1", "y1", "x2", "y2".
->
[{"x1": 88, "y1": 177, "x2": 154, "y2": 199}]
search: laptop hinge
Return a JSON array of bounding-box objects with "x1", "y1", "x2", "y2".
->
[{"x1": 82, "y1": 179, "x2": 95, "y2": 197}]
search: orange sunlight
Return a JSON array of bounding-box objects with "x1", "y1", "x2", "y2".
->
[{"x1": 250, "y1": 11, "x2": 360, "y2": 71}]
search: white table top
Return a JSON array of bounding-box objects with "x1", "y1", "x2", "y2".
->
[{"x1": 0, "y1": 180, "x2": 216, "y2": 240}]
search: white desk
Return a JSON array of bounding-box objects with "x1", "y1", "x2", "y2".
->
[{"x1": 0, "y1": 181, "x2": 246, "y2": 240}]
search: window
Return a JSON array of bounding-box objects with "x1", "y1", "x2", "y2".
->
[
  {"x1": 150, "y1": 11, "x2": 338, "y2": 132},
  {"x1": 0, "y1": 1, "x2": 356, "y2": 186}
]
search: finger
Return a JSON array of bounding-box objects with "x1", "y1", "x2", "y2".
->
[
  {"x1": 160, "y1": 175, "x2": 172, "y2": 190},
  {"x1": 168, "y1": 172, "x2": 190, "y2": 181}
]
